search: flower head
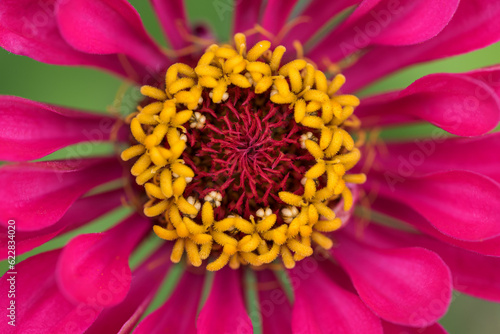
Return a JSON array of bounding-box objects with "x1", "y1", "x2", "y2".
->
[
  {"x1": 1, "y1": 0, "x2": 500, "y2": 333},
  {"x1": 122, "y1": 34, "x2": 365, "y2": 271}
]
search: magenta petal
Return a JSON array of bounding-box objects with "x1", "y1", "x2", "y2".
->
[
  {"x1": 0, "y1": 96, "x2": 124, "y2": 161},
  {"x1": 0, "y1": 250, "x2": 101, "y2": 333},
  {"x1": 467, "y1": 65, "x2": 500, "y2": 96},
  {"x1": 134, "y1": 269, "x2": 204, "y2": 334},
  {"x1": 256, "y1": 270, "x2": 292, "y2": 334},
  {"x1": 291, "y1": 262, "x2": 383, "y2": 334},
  {"x1": 308, "y1": 0, "x2": 459, "y2": 62},
  {"x1": 260, "y1": 0, "x2": 298, "y2": 37},
  {"x1": 86, "y1": 244, "x2": 173, "y2": 334},
  {"x1": 332, "y1": 234, "x2": 452, "y2": 327},
  {"x1": 0, "y1": 0, "x2": 139, "y2": 79},
  {"x1": 0, "y1": 188, "x2": 124, "y2": 259},
  {"x1": 369, "y1": 0, "x2": 459, "y2": 46},
  {"x1": 198, "y1": 268, "x2": 253, "y2": 334},
  {"x1": 0, "y1": 157, "x2": 121, "y2": 231},
  {"x1": 56, "y1": 214, "x2": 150, "y2": 306},
  {"x1": 383, "y1": 321, "x2": 448, "y2": 334},
  {"x1": 149, "y1": 0, "x2": 190, "y2": 50},
  {"x1": 371, "y1": 170, "x2": 500, "y2": 241},
  {"x1": 369, "y1": 195, "x2": 500, "y2": 257},
  {"x1": 357, "y1": 73, "x2": 500, "y2": 136},
  {"x1": 281, "y1": 0, "x2": 360, "y2": 48},
  {"x1": 56, "y1": 0, "x2": 168, "y2": 69},
  {"x1": 342, "y1": 0, "x2": 500, "y2": 92},
  {"x1": 429, "y1": 240, "x2": 500, "y2": 303},
  {"x1": 233, "y1": 0, "x2": 263, "y2": 38},
  {"x1": 361, "y1": 223, "x2": 500, "y2": 303},
  {"x1": 377, "y1": 132, "x2": 500, "y2": 183}
]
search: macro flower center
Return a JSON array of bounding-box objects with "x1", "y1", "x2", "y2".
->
[
  {"x1": 121, "y1": 33, "x2": 366, "y2": 271},
  {"x1": 185, "y1": 87, "x2": 316, "y2": 219}
]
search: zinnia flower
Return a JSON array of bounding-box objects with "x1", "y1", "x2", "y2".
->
[{"x1": 1, "y1": 0, "x2": 500, "y2": 333}]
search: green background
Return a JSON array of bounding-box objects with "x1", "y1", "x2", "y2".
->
[{"x1": 1, "y1": 0, "x2": 500, "y2": 332}]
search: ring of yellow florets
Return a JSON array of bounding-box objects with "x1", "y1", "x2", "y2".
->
[{"x1": 121, "y1": 33, "x2": 366, "y2": 271}]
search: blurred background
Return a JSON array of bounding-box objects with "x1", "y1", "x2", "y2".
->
[{"x1": 1, "y1": 0, "x2": 499, "y2": 332}]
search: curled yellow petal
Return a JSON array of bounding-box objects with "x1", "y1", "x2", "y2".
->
[
  {"x1": 314, "y1": 202, "x2": 335, "y2": 220},
  {"x1": 279, "y1": 191, "x2": 305, "y2": 207},
  {"x1": 311, "y1": 232, "x2": 334, "y2": 249},
  {"x1": 305, "y1": 140, "x2": 324, "y2": 159},
  {"x1": 247, "y1": 40, "x2": 271, "y2": 61},
  {"x1": 141, "y1": 86, "x2": 167, "y2": 101},
  {"x1": 202, "y1": 202, "x2": 214, "y2": 227},
  {"x1": 185, "y1": 239, "x2": 202, "y2": 267},
  {"x1": 314, "y1": 218, "x2": 342, "y2": 232},
  {"x1": 170, "y1": 239, "x2": 185, "y2": 263},
  {"x1": 171, "y1": 162, "x2": 195, "y2": 178},
  {"x1": 207, "y1": 253, "x2": 231, "y2": 271},
  {"x1": 121, "y1": 145, "x2": 145, "y2": 161},
  {"x1": 256, "y1": 214, "x2": 276, "y2": 232},
  {"x1": 294, "y1": 99, "x2": 306, "y2": 123},
  {"x1": 177, "y1": 196, "x2": 198, "y2": 215},
  {"x1": 153, "y1": 225, "x2": 178, "y2": 240},
  {"x1": 234, "y1": 217, "x2": 254, "y2": 234},
  {"x1": 144, "y1": 200, "x2": 168, "y2": 217},
  {"x1": 305, "y1": 161, "x2": 326, "y2": 179}
]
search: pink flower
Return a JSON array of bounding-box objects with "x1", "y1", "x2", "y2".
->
[{"x1": 1, "y1": 0, "x2": 500, "y2": 333}]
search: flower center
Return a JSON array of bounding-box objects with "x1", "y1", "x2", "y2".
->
[
  {"x1": 184, "y1": 87, "x2": 316, "y2": 220},
  {"x1": 121, "y1": 34, "x2": 366, "y2": 271}
]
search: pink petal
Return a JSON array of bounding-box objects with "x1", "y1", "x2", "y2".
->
[
  {"x1": 56, "y1": 0, "x2": 168, "y2": 69},
  {"x1": 134, "y1": 269, "x2": 204, "y2": 334},
  {"x1": 331, "y1": 233, "x2": 452, "y2": 327},
  {"x1": 359, "y1": 222, "x2": 500, "y2": 303},
  {"x1": 431, "y1": 242, "x2": 500, "y2": 303},
  {"x1": 369, "y1": 170, "x2": 500, "y2": 241},
  {"x1": 342, "y1": 0, "x2": 500, "y2": 92},
  {"x1": 233, "y1": 0, "x2": 263, "y2": 38},
  {"x1": 0, "y1": 96, "x2": 125, "y2": 161},
  {"x1": 0, "y1": 250, "x2": 102, "y2": 333},
  {"x1": 291, "y1": 261, "x2": 383, "y2": 334},
  {"x1": 256, "y1": 270, "x2": 292, "y2": 334},
  {"x1": 376, "y1": 132, "x2": 500, "y2": 183},
  {"x1": 197, "y1": 268, "x2": 253, "y2": 334},
  {"x1": 356, "y1": 73, "x2": 500, "y2": 136},
  {"x1": 149, "y1": 0, "x2": 191, "y2": 50},
  {"x1": 281, "y1": 0, "x2": 360, "y2": 48},
  {"x1": 0, "y1": 0, "x2": 142, "y2": 81},
  {"x1": 0, "y1": 157, "x2": 122, "y2": 231},
  {"x1": 467, "y1": 65, "x2": 500, "y2": 96},
  {"x1": 369, "y1": 195, "x2": 500, "y2": 257},
  {"x1": 56, "y1": 214, "x2": 150, "y2": 306},
  {"x1": 308, "y1": 0, "x2": 459, "y2": 63},
  {"x1": 86, "y1": 244, "x2": 174, "y2": 334},
  {"x1": 260, "y1": 0, "x2": 298, "y2": 37},
  {"x1": 383, "y1": 321, "x2": 448, "y2": 334},
  {"x1": 0, "y1": 188, "x2": 124, "y2": 259},
  {"x1": 0, "y1": 0, "x2": 113, "y2": 68}
]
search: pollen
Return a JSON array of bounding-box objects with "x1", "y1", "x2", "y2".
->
[{"x1": 122, "y1": 33, "x2": 365, "y2": 271}]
